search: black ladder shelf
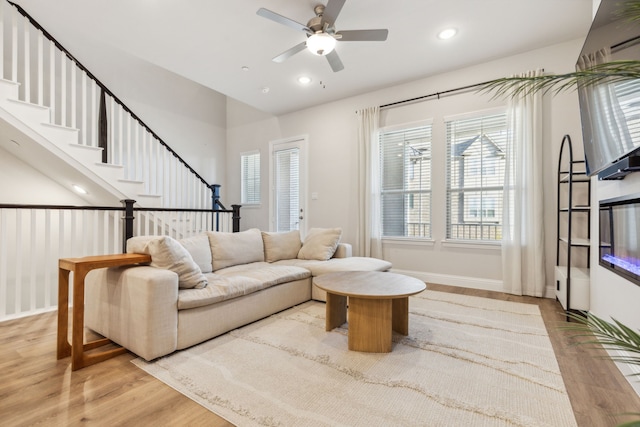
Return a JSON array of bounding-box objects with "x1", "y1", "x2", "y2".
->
[{"x1": 555, "y1": 134, "x2": 591, "y2": 320}]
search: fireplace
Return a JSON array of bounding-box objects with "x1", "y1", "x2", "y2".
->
[{"x1": 600, "y1": 194, "x2": 640, "y2": 286}]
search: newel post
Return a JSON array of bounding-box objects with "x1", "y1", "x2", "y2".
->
[
  {"x1": 232, "y1": 204, "x2": 242, "y2": 232},
  {"x1": 121, "y1": 199, "x2": 136, "y2": 253},
  {"x1": 210, "y1": 184, "x2": 222, "y2": 210},
  {"x1": 99, "y1": 89, "x2": 108, "y2": 163}
]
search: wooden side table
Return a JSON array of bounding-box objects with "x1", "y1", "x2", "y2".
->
[{"x1": 57, "y1": 253, "x2": 151, "y2": 371}]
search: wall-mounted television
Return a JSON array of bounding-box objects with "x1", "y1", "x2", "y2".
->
[{"x1": 578, "y1": 0, "x2": 640, "y2": 178}]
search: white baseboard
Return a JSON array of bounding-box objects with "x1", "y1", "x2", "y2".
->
[
  {"x1": 390, "y1": 269, "x2": 504, "y2": 293},
  {"x1": 390, "y1": 269, "x2": 558, "y2": 299}
]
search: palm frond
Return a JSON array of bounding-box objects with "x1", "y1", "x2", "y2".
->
[
  {"x1": 614, "y1": 0, "x2": 640, "y2": 22},
  {"x1": 479, "y1": 61, "x2": 640, "y2": 99},
  {"x1": 562, "y1": 312, "x2": 640, "y2": 374}
]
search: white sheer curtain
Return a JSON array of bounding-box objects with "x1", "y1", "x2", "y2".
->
[
  {"x1": 502, "y1": 69, "x2": 546, "y2": 296},
  {"x1": 356, "y1": 107, "x2": 382, "y2": 258}
]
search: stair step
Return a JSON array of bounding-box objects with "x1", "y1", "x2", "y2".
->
[
  {"x1": 66, "y1": 143, "x2": 103, "y2": 164},
  {"x1": 137, "y1": 193, "x2": 163, "y2": 208},
  {"x1": 38, "y1": 122, "x2": 80, "y2": 146},
  {"x1": 118, "y1": 178, "x2": 144, "y2": 184},
  {"x1": 0, "y1": 78, "x2": 20, "y2": 100},
  {"x1": 92, "y1": 161, "x2": 125, "y2": 183},
  {"x1": 114, "y1": 178, "x2": 145, "y2": 196},
  {"x1": 0, "y1": 98, "x2": 51, "y2": 125}
]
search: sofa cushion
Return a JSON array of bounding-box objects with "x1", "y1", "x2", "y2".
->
[
  {"x1": 207, "y1": 228, "x2": 265, "y2": 271},
  {"x1": 177, "y1": 273, "x2": 263, "y2": 310},
  {"x1": 216, "y1": 262, "x2": 311, "y2": 289},
  {"x1": 297, "y1": 227, "x2": 342, "y2": 261},
  {"x1": 127, "y1": 235, "x2": 208, "y2": 289},
  {"x1": 262, "y1": 230, "x2": 302, "y2": 262},
  {"x1": 275, "y1": 256, "x2": 392, "y2": 276},
  {"x1": 179, "y1": 234, "x2": 213, "y2": 273}
]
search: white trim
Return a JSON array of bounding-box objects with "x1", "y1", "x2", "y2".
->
[
  {"x1": 613, "y1": 349, "x2": 640, "y2": 397},
  {"x1": 390, "y1": 268, "x2": 503, "y2": 293},
  {"x1": 240, "y1": 149, "x2": 260, "y2": 156},
  {"x1": 382, "y1": 237, "x2": 435, "y2": 246},
  {"x1": 441, "y1": 239, "x2": 501, "y2": 250}
]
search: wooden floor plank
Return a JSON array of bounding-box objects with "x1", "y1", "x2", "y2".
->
[{"x1": 1, "y1": 284, "x2": 639, "y2": 426}]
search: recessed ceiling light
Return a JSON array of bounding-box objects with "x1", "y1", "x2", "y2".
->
[
  {"x1": 72, "y1": 184, "x2": 88, "y2": 194},
  {"x1": 437, "y1": 28, "x2": 457, "y2": 40},
  {"x1": 261, "y1": 86, "x2": 270, "y2": 94},
  {"x1": 297, "y1": 76, "x2": 312, "y2": 85},
  {"x1": 241, "y1": 66, "x2": 249, "y2": 72}
]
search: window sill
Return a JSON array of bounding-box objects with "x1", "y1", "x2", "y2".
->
[
  {"x1": 239, "y1": 203, "x2": 262, "y2": 209},
  {"x1": 441, "y1": 239, "x2": 501, "y2": 250},
  {"x1": 382, "y1": 237, "x2": 435, "y2": 246}
]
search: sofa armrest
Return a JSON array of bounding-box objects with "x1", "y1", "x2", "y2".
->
[
  {"x1": 85, "y1": 265, "x2": 179, "y2": 361},
  {"x1": 333, "y1": 243, "x2": 352, "y2": 258}
]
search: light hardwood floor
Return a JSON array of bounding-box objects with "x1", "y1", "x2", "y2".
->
[{"x1": 1, "y1": 283, "x2": 639, "y2": 426}]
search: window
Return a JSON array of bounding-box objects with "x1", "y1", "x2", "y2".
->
[
  {"x1": 379, "y1": 124, "x2": 432, "y2": 238},
  {"x1": 446, "y1": 112, "x2": 507, "y2": 241},
  {"x1": 241, "y1": 151, "x2": 260, "y2": 205}
]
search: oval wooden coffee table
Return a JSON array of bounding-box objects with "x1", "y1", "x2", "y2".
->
[{"x1": 314, "y1": 271, "x2": 426, "y2": 353}]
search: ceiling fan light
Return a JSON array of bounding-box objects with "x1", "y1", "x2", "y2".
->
[{"x1": 306, "y1": 32, "x2": 336, "y2": 56}]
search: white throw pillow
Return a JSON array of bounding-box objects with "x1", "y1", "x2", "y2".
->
[
  {"x1": 127, "y1": 235, "x2": 208, "y2": 289},
  {"x1": 179, "y1": 234, "x2": 213, "y2": 273},
  {"x1": 297, "y1": 227, "x2": 342, "y2": 261},
  {"x1": 261, "y1": 230, "x2": 302, "y2": 262},
  {"x1": 207, "y1": 228, "x2": 265, "y2": 271}
]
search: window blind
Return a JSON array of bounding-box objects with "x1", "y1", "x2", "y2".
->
[
  {"x1": 241, "y1": 151, "x2": 260, "y2": 205},
  {"x1": 274, "y1": 147, "x2": 300, "y2": 232},
  {"x1": 446, "y1": 112, "x2": 507, "y2": 241},
  {"x1": 379, "y1": 125, "x2": 432, "y2": 238}
]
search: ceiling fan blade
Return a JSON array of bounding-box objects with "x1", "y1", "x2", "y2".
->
[
  {"x1": 322, "y1": 0, "x2": 346, "y2": 25},
  {"x1": 326, "y1": 50, "x2": 344, "y2": 72},
  {"x1": 337, "y1": 29, "x2": 388, "y2": 41},
  {"x1": 257, "y1": 8, "x2": 310, "y2": 33},
  {"x1": 273, "y1": 41, "x2": 308, "y2": 63}
]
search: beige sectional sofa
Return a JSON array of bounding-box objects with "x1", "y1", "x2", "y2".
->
[{"x1": 85, "y1": 228, "x2": 391, "y2": 361}]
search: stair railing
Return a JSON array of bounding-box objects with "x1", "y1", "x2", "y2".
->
[
  {"x1": 0, "y1": 200, "x2": 240, "y2": 322},
  {"x1": 0, "y1": 0, "x2": 214, "y2": 209}
]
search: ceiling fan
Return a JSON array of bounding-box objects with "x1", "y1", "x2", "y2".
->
[{"x1": 257, "y1": 0, "x2": 388, "y2": 72}]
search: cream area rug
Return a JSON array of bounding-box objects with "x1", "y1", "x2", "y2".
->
[{"x1": 132, "y1": 290, "x2": 577, "y2": 427}]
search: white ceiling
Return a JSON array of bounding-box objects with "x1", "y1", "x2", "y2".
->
[{"x1": 12, "y1": 0, "x2": 593, "y2": 115}]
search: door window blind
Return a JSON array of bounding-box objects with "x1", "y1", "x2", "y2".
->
[{"x1": 274, "y1": 147, "x2": 300, "y2": 232}]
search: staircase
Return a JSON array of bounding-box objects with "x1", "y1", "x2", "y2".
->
[
  {"x1": 0, "y1": 0, "x2": 214, "y2": 209},
  {"x1": 0, "y1": 1, "x2": 243, "y2": 322}
]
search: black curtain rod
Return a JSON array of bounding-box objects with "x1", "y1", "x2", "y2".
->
[{"x1": 379, "y1": 80, "x2": 494, "y2": 109}]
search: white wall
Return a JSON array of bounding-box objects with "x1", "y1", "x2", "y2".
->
[
  {"x1": 78, "y1": 44, "x2": 228, "y2": 188},
  {"x1": 0, "y1": 148, "x2": 87, "y2": 204},
  {"x1": 227, "y1": 39, "x2": 585, "y2": 293},
  {"x1": 19, "y1": 29, "x2": 230, "y2": 194},
  {"x1": 590, "y1": 173, "x2": 640, "y2": 395}
]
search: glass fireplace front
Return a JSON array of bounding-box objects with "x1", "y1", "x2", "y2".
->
[{"x1": 600, "y1": 193, "x2": 640, "y2": 286}]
